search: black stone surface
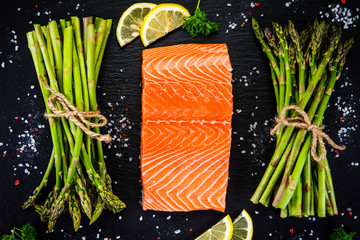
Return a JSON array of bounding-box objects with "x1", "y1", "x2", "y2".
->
[{"x1": 0, "y1": 0, "x2": 359, "y2": 239}]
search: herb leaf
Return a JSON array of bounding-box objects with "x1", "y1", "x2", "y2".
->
[
  {"x1": 1, "y1": 224, "x2": 37, "y2": 240},
  {"x1": 21, "y1": 224, "x2": 37, "y2": 240},
  {"x1": 330, "y1": 226, "x2": 357, "y2": 240},
  {"x1": 183, "y1": 0, "x2": 219, "y2": 37}
]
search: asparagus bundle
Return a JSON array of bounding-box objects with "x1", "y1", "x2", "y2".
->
[
  {"x1": 23, "y1": 17, "x2": 126, "y2": 231},
  {"x1": 251, "y1": 18, "x2": 353, "y2": 218}
]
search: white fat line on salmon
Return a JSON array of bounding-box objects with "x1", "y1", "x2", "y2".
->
[{"x1": 145, "y1": 120, "x2": 231, "y2": 124}]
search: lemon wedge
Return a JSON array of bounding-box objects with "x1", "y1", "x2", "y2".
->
[
  {"x1": 116, "y1": 3, "x2": 157, "y2": 47},
  {"x1": 231, "y1": 210, "x2": 253, "y2": 240},
  {"x1": 140, "y1": 3, "x2": 190, "y2": 47},
  {"x1": 195, "y1": 215, "x2": 233, "y2": 240}
]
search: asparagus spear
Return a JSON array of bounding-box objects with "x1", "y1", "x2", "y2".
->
[
  {"x1": 69, "y1": 190, "x2": 81, "y2": 232},
  {"x1": 302, "y1": 152, "x2": 312, "y2": 217}
]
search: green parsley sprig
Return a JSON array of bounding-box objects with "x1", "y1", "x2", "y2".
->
[
  {"x1": 183, "y1": 0, "x2": 219, "y2": 37},
  {"x1": 1, "y1": 224, "x2": 37, "y2": 240},
  {"x1": 330, "y1": 226, "x2": 357, "y2": 240}
]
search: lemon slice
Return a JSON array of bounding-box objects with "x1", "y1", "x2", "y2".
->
[
  {"x1": 195, "y1": 215, "x2": 233, "y2": 240},
  {"x1": 116, "y1": 3, "x2": 157, "y2": 47},
  {"x1": 231, "y1": 210, "x2": 253, "y2": 240},
  {"x1": 140, "y1": 3, "x2": 190, "y2": 47}
]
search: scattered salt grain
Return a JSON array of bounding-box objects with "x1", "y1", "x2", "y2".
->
[
  {"x1": 320, "y1": 4, "x2": 359, "y2": 29},
  {"x1": 228, "y1": 22, "x2": 237, "y2": 29},
  {"x1": 174, "y1": 230, "x2": 181, "y2": 234}
]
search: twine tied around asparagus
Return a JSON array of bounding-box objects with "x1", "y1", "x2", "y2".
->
[
  {"x1": 39, "y1": 76, "x2": 112, "y2": 143},
  {"x1": 270, "y1": 105, "x2": 345, "y2": 162}
]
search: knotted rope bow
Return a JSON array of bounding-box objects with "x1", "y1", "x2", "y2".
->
[
  {"x1": 39, "y1": 76, "x2": 112, "y2": 143},
  {"x1": 270, "y1": 105, "x2": 345, "y2": 162}
]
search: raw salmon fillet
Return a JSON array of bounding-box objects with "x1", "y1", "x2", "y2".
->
[{"x1": 141, "y1": 44, "x2": 233, "y2": 212}]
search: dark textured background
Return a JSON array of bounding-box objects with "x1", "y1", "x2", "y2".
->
[{"x1": 1, "y1": 0, "x2": 360, "y2": 239}]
